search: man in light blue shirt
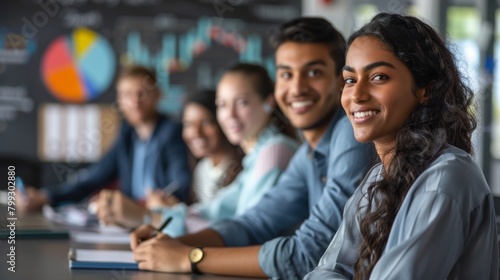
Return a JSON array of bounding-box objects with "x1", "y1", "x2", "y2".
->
[{"x1": 130, "y1": 17, "x2": 376, "y2": 279}]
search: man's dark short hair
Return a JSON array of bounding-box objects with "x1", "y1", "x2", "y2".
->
[{"x1": 270, "y1": 17, "x2": 346, "y2": 75}]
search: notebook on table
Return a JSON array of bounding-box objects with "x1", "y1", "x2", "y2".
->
[
  {"x1": 69, "y1": 248, "x2": 139, "y2": 270},
  {"x1": 0, "y1": 212, "x2": 69, "y2": 239}
]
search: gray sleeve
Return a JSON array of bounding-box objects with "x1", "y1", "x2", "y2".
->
[
  {"x1": 303, "y1": 222, "x2": 353, "y2": 280},
  {"x1": 307, "y1": 184, "x2": 488, "y2": 280},
  {"x1": 303, "y1": 188, "x2": 365, "y2": 280},
  {"x1": 369, "y1": 192, "x2": 463, "y2": 279}
]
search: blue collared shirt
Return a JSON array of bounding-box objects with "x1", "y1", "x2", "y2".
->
[
  {"x1": 211, "y1": 109, "x2": 376, "y2": 279},
  {"x1": 130, "y1": 136, "x2": 156, "y2": 200}
]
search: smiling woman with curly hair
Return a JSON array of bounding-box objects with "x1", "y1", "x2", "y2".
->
[{"x1": 305, "y1": 13, "x2": 498, "y2": 280}]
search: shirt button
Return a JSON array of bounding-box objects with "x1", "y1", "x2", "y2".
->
[{"x1": 321, "y1": 176, "x2": 326, "y2": 183}]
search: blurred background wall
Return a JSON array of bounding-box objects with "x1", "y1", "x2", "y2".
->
[{"x1": 0, "y1": 0, "x2": 499, "y2": 195}]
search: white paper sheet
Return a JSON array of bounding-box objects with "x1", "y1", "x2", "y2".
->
[
  {"x1": 70, "y1": 231, "x2": 131, "y2": 244},
  {"x1": 75, "y1": 249, "x2": 135, "y2": 263}
]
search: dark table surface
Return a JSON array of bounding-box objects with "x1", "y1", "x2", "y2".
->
[{"x1": 0, "y1": 212, "x2": 264, "y2": 280}]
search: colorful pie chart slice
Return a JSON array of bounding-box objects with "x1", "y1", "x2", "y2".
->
[{"x1": 41, "y1": 28, "x2": 116, "y2": 103}]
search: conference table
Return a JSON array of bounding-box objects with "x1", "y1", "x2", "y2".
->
[{"x1": 0, "y1": 213, "x2": 263, "y2": 280}]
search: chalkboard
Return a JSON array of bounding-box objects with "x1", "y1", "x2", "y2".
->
[{"x1": 0, "y1": 0, "x2": 301, "y2": 178}]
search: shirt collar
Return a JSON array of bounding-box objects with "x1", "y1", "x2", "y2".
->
[
  {"x1": 308, "y1": 108, "x2": 345, "y2": 158},
  {"x1": 130, "y1": 115, "x2": 165, "y2": 142}
]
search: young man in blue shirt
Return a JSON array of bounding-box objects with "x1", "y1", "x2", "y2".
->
[{"x1": 130, "y1": 18, "x2": 376, "y2": 279}]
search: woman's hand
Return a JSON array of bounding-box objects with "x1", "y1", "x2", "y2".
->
[{"x1": 133, "y1": 233, "x2": 192, "y2": 273}]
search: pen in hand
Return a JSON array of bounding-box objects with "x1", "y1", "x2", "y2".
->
[
  {"x1": 162, "y1": 181, "x2": 180, "y2": 196},
  {"x1": 15, "y1": 177, "x2": 26, "y2": 196},
  {"x1": 151, "y1": 216, "x2": 173, "y2": 238},
  {"x1": 146, "y1": 182, "x2": 180, "y2": 209},
  {"x1": 132, "y1": 216, "x2": 173, "y2": 249}
]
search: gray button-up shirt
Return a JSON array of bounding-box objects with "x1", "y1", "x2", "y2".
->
[{"x1": 305, "y1": 146, "x2": 499, "y2": 279}]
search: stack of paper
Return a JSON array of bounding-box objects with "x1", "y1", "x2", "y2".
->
[{"x1": 69, "y1": 249, "x2": 138, "y2": 270}]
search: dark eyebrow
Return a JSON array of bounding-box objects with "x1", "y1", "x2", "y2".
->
[
  {"x1": 342, "y1": 61, "x2": 396, "y2": 73},
  {"x1": 276, "y1": 59, "x2": 328, "y2": 70}
]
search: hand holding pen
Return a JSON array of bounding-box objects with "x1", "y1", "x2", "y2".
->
[
  {"x1": 130, "y1": 216, "x2": 173, "y2": 249},
  {"x1": 16, "y1": 176, "x2": 49, "y2": 213},
  {"x1": 131, "y1": 215, "x2": 192, "y2": 273},
  {"x1": 145, "y1": 182, "x2": 181, "y2": 210}
]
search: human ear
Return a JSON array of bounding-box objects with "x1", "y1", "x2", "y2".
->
[
  {"x1": 262, "y1": 103, "x2": 272, "y2": 113},
  {"x1": 418, "y1": 81, "x2": 436, "y2": 104},
  {"x1": 416, "y1": 85, "x2": 431, "y2": 105},
  {"x1": 263, "y1": 95, "x2": 276, "y2": 113}
]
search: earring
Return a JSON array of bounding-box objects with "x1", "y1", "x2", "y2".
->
[{"x1": 262, "y1": 103, "x2": 273, "y2": 113}]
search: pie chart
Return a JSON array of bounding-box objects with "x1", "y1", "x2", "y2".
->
[{"x1": 41, "y1": 28, "x2": 116, "y2": 103}]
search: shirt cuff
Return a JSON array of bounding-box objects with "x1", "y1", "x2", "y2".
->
[
  {"x1": 258, "y1": 237, "x2": 282, "y2": 279},
  {"x1": 259, "y1": 237, "x2": 302, "y2": 280}
]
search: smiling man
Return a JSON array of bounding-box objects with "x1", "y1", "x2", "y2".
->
[{"x1": 130, "y1": 17, "x2": 376, "y2": 279}]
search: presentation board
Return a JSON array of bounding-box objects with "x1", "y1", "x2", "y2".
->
[{"x1": 0, "y1": 0, "x2": 301, "y2": 165}]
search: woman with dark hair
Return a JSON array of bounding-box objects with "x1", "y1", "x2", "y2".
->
[
  {"x1": 146, "y1": 89, "x2": 242, "y2": 208},
  {"x1": 305, "y1": 13, "x2": 498, "y2": 279},
  {"x1": 141, "y1": 63, "x2": 300, "y2": 236},
  {"x1": 183, "y1": 89, "x2": 243, "y2": 202}
]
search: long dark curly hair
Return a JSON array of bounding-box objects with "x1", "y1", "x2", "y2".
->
[{"x1": 349, "y1": 13, "x2": 477, "y2": 279}]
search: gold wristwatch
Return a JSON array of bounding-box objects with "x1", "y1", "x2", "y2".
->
[{"x1": 188, "y1": 247, "x2": 204, "y2": 274}]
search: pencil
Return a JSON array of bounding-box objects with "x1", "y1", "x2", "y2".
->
[{"x1": 162, "y1": 182, "x2": 180, "y2": 196}]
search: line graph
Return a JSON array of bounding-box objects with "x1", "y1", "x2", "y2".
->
[{"x1": 119, "y1": 17, "x2": 275, "y2": 114}]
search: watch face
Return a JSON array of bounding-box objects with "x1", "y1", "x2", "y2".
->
[{"x1": 189, "y1": 248, "x2": 204, "y2": 263}]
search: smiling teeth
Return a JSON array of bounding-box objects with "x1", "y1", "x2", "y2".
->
[
  {"x1": 192, "y1": 139, "x2": 207, "y2": 147},
  {"x1": 291, "y1": 101, "x2": 313, "y2": 108},
  {"x1": 354, "y1": 111, "x2": 378, "y2": 118}
]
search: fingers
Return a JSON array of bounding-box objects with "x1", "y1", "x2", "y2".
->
[
  {"x1": 96, "y1": 189, "x2": 114, "y2": 225},
  {"x1": 17, "y1": 193, "x2": 28, "y2": 213},
  {"x1": 138, "y1": 260, "x2": 153, "y2": 271},
  {"x1": 145, "y1": 191, "x2": 165, "y2": 210},
  {"x1": 145, "y1": 191, "x2": 155, "y2": 210},
  {"x1": 19, "y1": 188, "x2": 46, "y2": 212},
  {"x1": 134, "y1": 243, "x2": 153, "y2": 271},
  {"x1": 133, "y1": 239, "x2": 163, "y2": 272},
  {"x1": 133, "y1": 237, "x2": 190, "y2": 273},
  {"x1": 155, "y1": 233, "x2": 172, "y2": 241},
  {"x1": 96, "y1": 190, "x2": 145, "y2": 229},
  {"x1": 133, "y1": 244, "x2": 149, "y2": 262},
  {"x1": 88, "y1": 193, "x2": 99, "y2": 203},
  {"x1": 130, "y1": 224, "x2": 157, "y2": 250},
  {"x1": 87, "y1": 201, "x2": 97, "y2": 215},
  {"x1": 164, "y1": 195, "x2": 180, "y2": 207},
  {"x1": 110, "y1": 191, "x2": 123, "y2": 221}
]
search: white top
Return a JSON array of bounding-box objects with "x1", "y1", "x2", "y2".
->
[{"x1": 192, "y1": 157, "x2": 231, "y2": 203}]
